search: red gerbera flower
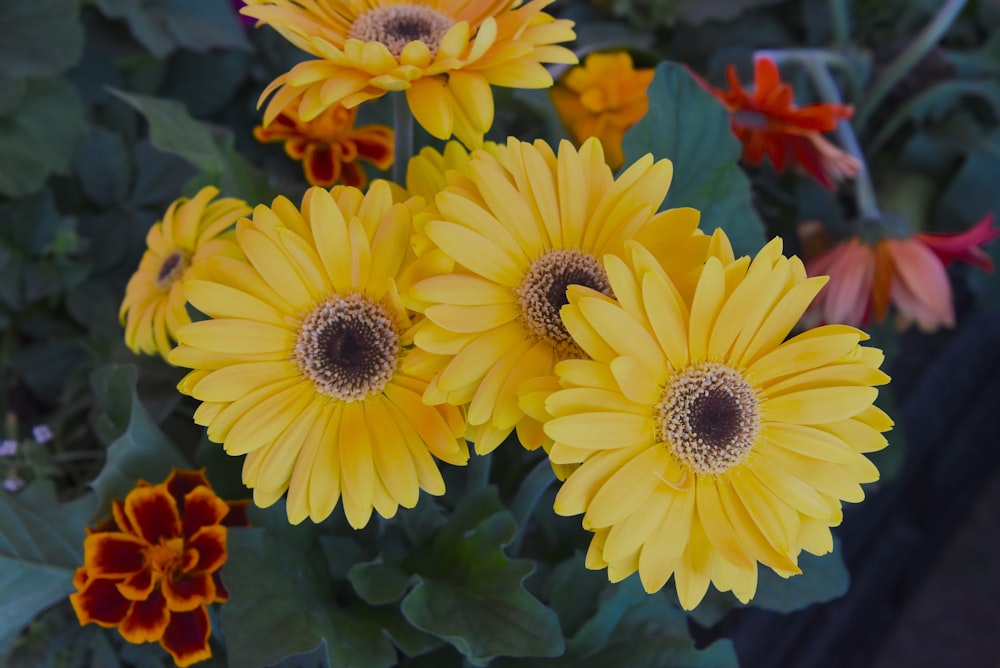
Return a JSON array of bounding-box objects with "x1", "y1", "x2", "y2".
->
[
  {"x1": 69, "y1": 469, "x2": 249, "y2": 667},
  {"x1": 253, "y1": 103, "x2": 394, "y2": 188},
  {"x1": 697, "y1": 57, "x2": 860, "y2": 189}
]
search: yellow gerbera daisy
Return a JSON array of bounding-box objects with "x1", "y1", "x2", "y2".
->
[
  {"x1": 242, "y1": 0, "x2": 577, "y2": 147},
  {"x1": 169, "y1": 182, "x2": 469, "y2": 529},
  {"x1": 545, "y1": 234, "x2": 892, "y2": 610},
  {"x1": 119, "y1": 186, "x2": 250, "y2": 361},
  {"x1": 409, "y1": 136, "x2": 710, "y2": 456}
]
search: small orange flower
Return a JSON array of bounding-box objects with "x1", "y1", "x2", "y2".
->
[
  {"x1": 254, "y1": 104, "x2": 393, "y2": 187},
  {"x1": 697, "y1": 57, "x2": 859, "y2": 188},
  {"x1": 70, "y1": 470, "x2": 249, "y2": 667},
  {"x1": 550, "y1": 51, "x2": 655, "y2": 170}
]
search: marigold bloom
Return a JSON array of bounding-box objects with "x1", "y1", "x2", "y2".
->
[
  {"x1": 253, "y1": 103, "x2": 393, "y2": 187},
  {"x1": 120, "y1": 187, "x2": 250, "y2": 362},
  {"x1": 698, "y1": 57, "x2": 859, "y2": 189},
  {"x1": 545, "y1": 235, "x2": 891, "y2": 609},
  {"x1": 409, "y1": 136, "x2": 710, "y2": 456},
  {"x1": 550, "y1": 51, "x2": 655, "y2": 170},
  {"x1": 241, "y1": 0, "x2": 577, "y2": 148},
  {"x1": 169, "y1": 182, "x2": 469, "y2": 529},
  {"x1": 70, "y1": 469, "x2": 249, "y2": 667},
  {"x1": 806, "y1": 217, "x2": 999, "y2": 332}
]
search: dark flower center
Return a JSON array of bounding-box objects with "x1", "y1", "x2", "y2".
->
[
  {"x1": 156, "y1": 250, "x2": 189, "y2": 289},
  {"x1": 348, "y1": 5, "x2": 456, "y2": 58},
  {"x1": 516, "y1": 250, "x2": 613, "y2": 357},
  {"x1": 295, "y1": 294, "x2": 400, "y2": 401},
  {"x1": 656, "y1": 363, "x2": 760, "y2": 474}
]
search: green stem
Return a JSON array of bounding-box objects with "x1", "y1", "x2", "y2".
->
[
  {"x1": 854, "y1": 0, "x2": 969, "y2": 130},
  {"x1": 466, "y1": 447, "x2": 491, "y2": 491},
  {"x1": 509, "y1": 458, "x2": 556, "y2": 554},
  {"x1": 391, "y1": 92, "x2": 414, "y2": 186},
  {"x1": 799, "y1": 54, "x2": 882, "y2": 223},
  {"x1": 828, "y1": 0, "x2": 851, "y2": 48}
]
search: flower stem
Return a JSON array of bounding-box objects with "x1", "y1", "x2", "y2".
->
[
  {"x1": 854, "y1": 0, "x2": 969, "y2": 130},
  {"x1": 466, "y1": 447, "x2": 491, "y2": 490},
  {"x1": 828, "y1": 0, "x2": 851, "y2": 48},
  {"x1": 391, "y1": 92, "x2": 414, "y2": 185},
  {"x1": 798, "y1": 54, "x2": 882, "y2": 223},
  {"x1": 509, "y1": 457, "x2": 556, "y2": 554}
]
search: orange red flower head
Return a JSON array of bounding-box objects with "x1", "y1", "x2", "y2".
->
[
  {"x1": 70, "y1": 470, "x2": 249, "y2": 667},
  {"x1": 698, "y1": 57, "x2": 859, "y2": 188},
  {"x1": 254, "y1": 104, "x2": 394, "y2": 188}
]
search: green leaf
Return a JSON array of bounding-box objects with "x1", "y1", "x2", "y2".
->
[
  {"x1": 0, "y1": 0, "x2": 84, "y2": 81},
  {"x1": 622, "y1": 61, "x2": 767, "y2": 257},
  {"x1": 88, "y1": 364, "x2": 188, "y2": 508},
  {"x1": 221, "y1": 504, "x2": 398, "y2": 668},
  {"x1": 110, "y1": 90, "x2": 275, "y2": 203},
  {"x1": 349, "y1": 561, "x2": 413, "y2": 605},
  {"x1": 93, "y1": 0, "x2": 250, "y2": 58},
  {"x1": 400, "y1": 487, "x2": 564, "y2": 665},
  {"x1": 749, "y1": 538, "x2": 850, "y2": 614},
  {"x1": 0, "y1": 78, "x2": 86, "y2": 198},
  {"x1": 0, "y1": 482, "x2": 96, "y2": 656},
  {"x1": 74, "y1": 127, "x2": 133, "y2": 207}
]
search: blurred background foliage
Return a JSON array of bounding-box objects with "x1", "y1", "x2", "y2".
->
[{"x1": 0, "y1": 0, "x2": 998, "y2": 666}]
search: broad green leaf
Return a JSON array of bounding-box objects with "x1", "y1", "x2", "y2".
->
[
  {"x1": 0, "y1": 78, "x2": 86, "y2": 198},
  {"x1": 348, "y1": 561, "x2": 413, "y2": 605},
  {"x1": 74, "y1": 127, "x2": 133, "y2": 207},
  {"x1": 622, "y1": 61, "x2": 767, "y2": 257},
  {"x1": 0, "y1": 482, "x2": 96, "y2": 657},
  {"x1": 222, "y1": 504, "x2": 398, "y2": 668},
  {"x1": 749, "y1": 538, "x2": 850, "y2": 614},
  {"x1": 110, "y1": 90, "x2": 275, "y2": 203},
  {"x1": 400, "y1": 487, "x2": 564, "y2": 666},
  {"x1": 93, "y1": 0, "x2": 250, "y2": 58},
  {"x1": 0, "y1": 0, "x2": 84, "y2": 81},
  {"x1": 88, "y1": 364, "x2": 188, "y2": 508}
]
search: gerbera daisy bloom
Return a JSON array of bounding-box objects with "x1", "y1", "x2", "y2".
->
[
  {"x1": 169, "y1": 181, "x2": 469, "y2": 529},
  {"x1": 70, "y1": 469, "x2": 249, "y2": 667},
  {"x1": 550, "y1": 50, "x2": 655, "y2": 170},
  {"x1": 409, "y1": 136, "x2": 710, "y2": 455},
  {"x1": 807, "y1": 216, "x2": 998, "y2": 332},
  {"x1": 241, "y1": 0, "x2": 577, "y2": 148},
  {"x1": 696, "y1": 56, "x2": 860, "y2": 189},
  {"x1": 120, "y1": 186, "x2": 250, "y2": 362},
  {"x1": 545, "y1": 235, "x2": 891, "y2": 610},
  {"x1": 253, "y1": 103, "x2": 394, "y2": 187}
]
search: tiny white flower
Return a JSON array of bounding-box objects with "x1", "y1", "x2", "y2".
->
[
  {"x1": 3, "y1": 474, "x2": 25, "y2": 493},
  {"x1": 0, "y1": 440, "x2": 16, "y2": 457},
  {"x1": 32, "y1": 425, "x2": 53, "y2": 444}
]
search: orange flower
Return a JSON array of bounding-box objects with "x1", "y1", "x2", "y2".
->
[
  {"x1": 550, "y1": 51, "x2": 655, "y2": 170},
  {"x1": 253, "y1": 104, "x2": 393, "y2": 187},
  {"x1": 69, "y1": 470, "x2": 249, "y2": 667},
  {"x1": 697, "y1": 57, "x2": 859, "y2": 188}
]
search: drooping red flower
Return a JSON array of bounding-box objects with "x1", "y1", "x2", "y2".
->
[
  {"x1": 696, "y1": 57, "x2": 859, "y2": 189},
  {"x1": 253, "y1": 103, "x2": 393, "y2": 188},
  {"x1": 70, "y1": 469, "x2": 249, "y2": 667},
  {"x1": 806, "y1": 217, "x2": 998, "y2": 332}
]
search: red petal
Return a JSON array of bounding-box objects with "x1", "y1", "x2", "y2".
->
[
  {"x1": 70, "y1": 576, "x2": 132, "y2": 627},
  {"x1": 918, "y1": 213, "x2": 1000, "y2": 270},
  {"x1": 222, "y1": 500, "x2": 251, "y2": 528},
  {"x1": 117, "y1": 569, "x2": 155, "y2": 601},
  {"x1": 303, "y1": 143, "x2": 339, "y2": 186},
  {"x1": 160, "y1": 607, "x2": 213, "y2": 668},
  {"x1": 166, "y1": 469, "x2": 212, "y2": 512},
  {"x1": 73, "y1": 566, "x2": 89, "y2": 589},
  {"x1": 340, "y1": 160, "x2": 367, "y2": 188},
  {"x1": 353, "y1": 127, "x2": 394, "y2": 169},
  {"x1": 118, "y1": 588, "x2": 171, "y2": 643},
  {"x1": 111, "y1": 499, "x2": 134, "y2": 534},
  {"x1": 163, "y1": 573, "x2": 216, "y2": 612},
  {"x1": 125, "y1": 485, "x2": 181, "y2": 545},
  {"x1": 84, "y1": 533, "x2": 146, "y2": 577},
  {"x1": 186, "y1": 525, "x2": 227, "y2": 575},
  {"x1": 181, "y1": 486, "x2": 230, "y2": 536}
]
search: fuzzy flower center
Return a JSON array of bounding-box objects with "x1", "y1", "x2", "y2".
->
[
  {"x1": 656, "y1": 363, "x2": 760, "y2": 474},
  {"x1": 156, "y1": 250, "x2": 189, "y2": 290},
  {"x1": 295, "y1": 294, "x2": 400, "y2": 402},
  {"x1": 348, "y1": 5, "x2": 456, "y2": 58},
  {"x1": 516, "y1": 250, "x2": 613, "y2": 358},
  {"x1": 145, "y1": 537, "x2": 184, "y2": 577}
]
